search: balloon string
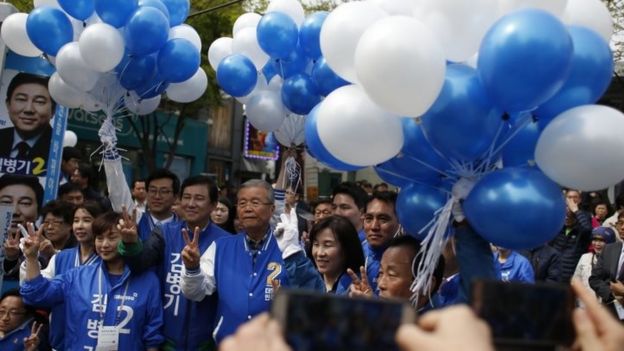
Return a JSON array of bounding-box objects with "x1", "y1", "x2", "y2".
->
[
  {"x1": 402, "y1": 154, "x2": 455, "y2": 180},
  {"x1": 375, "y1": 167, "x2": 451, "y2": 194},
  {"x1": 481, "y1": 113, "x2": 532, "y2": 170}
]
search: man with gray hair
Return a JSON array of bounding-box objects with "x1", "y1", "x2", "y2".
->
[{"x1": 181, "y1": 179, "x2": 323, "y2": 344}]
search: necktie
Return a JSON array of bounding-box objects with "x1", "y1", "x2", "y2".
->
[{"x1": 16, "y1": 142, "x2": 30, "y2": 158}]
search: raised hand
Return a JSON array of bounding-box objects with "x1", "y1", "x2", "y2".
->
[
  {"x1": 4, "y1": 230, "x2": 21, "y2": 261},
  {"x1": 38, "y1": 238, "x2": 56, "y2": 259},
  {"x1": 275, "y1": 208, "x2": 302, "y2": 258},
  {"x1": 22, "y1": 222, "x2": 43, "y2": 260},
  {"x1": 118, "y1": 206, "x2": 138, "y2": 244},
  {"x1": 23, "y1": 321, "x2": 43, "y2": 351},
  {"x1": 348, "y1": 266, "x2": 374, "y2": 298},
  {"x1": 181, "y1": 226, "x2": 201, "y2": 270}
]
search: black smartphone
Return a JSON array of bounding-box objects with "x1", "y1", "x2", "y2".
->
[
  {"x1": 272, "y1": 289, "x2": 416, "y2": 351},
  {"x1": 471, "y1": 280, "x2": 575, "y2": 348}
]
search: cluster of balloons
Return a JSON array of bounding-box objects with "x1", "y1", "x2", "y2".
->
[
  {"x1": 1, "y1": 0, "x2": 207, "y2": 115},
  {"x1": 207, "y1": 0, "x2": 350, "y2": 146},
  {"x1": 211, "y1": 0, "x2": 621, "y2": 251}
]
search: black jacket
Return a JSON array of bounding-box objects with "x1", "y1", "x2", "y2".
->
[{"x1": 549, "y1": 210, "x2": 592, "y2": 283}]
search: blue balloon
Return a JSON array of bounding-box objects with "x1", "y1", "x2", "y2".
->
[
  {"x1": 216, "y1": 54, "x2": 258, "y2": 97},
  {"x1": 139, "y1": 0, "x2": 170, "y2": 19},
  {"x1": 134, "y1": 71, "x2": 168, "y2": 98},
  {"x1": 311, "y1": 57, "x2": 349, "y2": 96},
  {"x1": 478, "y1": 9, "x2": 573, "y2": 113},
  {"x1": 299, "y1": 11, "x2": 328, "y2": 60},
  {"x1": 59, "y1": 0, "x2": 94, "y2": 20},
  {"x1": 374, "y1": 167, "x2": 411, "y2": 187},
  {"x1": 117, "y1": 54, "x2": 157, "y2": 90},
  {"x1": 95, "y1": 0, "x2": 138, "y2": 28},
  {"x1": 257, "y1": 12, "x2": 298, "y2": 59},
  {"x1": 281, "y1": 74, "x2": 321, "y2": 115},
  {"x1": 401, "y1": 118, "x2": 450, "y2": 176},
  {"x1": 305, "y1": 104, "x2": 362, "y2": 171},
  {"x1": 157, "y1": 38, "x2": 200, "y2": 83},
  {"x1": 421, "y1": 64, "x2": 503, "y2": 162},
  {"x1": 396, "y1": 183, "x2": 448, "y2": 239},
  {"x1": 262, "y1": 61, "x2": 277, "y2": 83},
  {"x1": 536, "y1": 26, "x2": 614, "y2": 126},
  {"x1": 273, "y1": 45, "x2": 309, "y2": 79},
  {"x1": 26, "y1": 7, "x2": 73, "y2": 56},
  {"x1": 125, "y1": 7, "x2": 170, "y2": 55},
  {"x1": 501, "y1": 119, "x2": 541, "y2": 167},
  {"x1": 160, "y1": 0, "x2": 189, "y2": 26},
  {"x1": 464, "y1": 167, "x2": 565, "y2": 250}
]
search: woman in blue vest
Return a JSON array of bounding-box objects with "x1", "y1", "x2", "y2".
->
[
  {"x1": 309, "y1": 216, "x2": 364, "y2": 294},
  {"x1": 20, "y1": 212, "x2": 164, "y2": 350}
]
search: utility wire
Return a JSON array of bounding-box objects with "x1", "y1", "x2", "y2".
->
[{"x1": 188, "y1": 0, "x2": 246, "y2": 18}]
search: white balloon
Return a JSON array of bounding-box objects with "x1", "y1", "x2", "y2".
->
[
  {"x1": 233, "y1": 13, "x2": 262, "y2": 37},
  {"x1": 535, "y1": 105, "x2": 624, "y2": 191},
  {"x1": 63, "y1": 130, "x2": 78, "y2": 147},
  {"x1": 70, "y1": 17, "x2": 88, "y2": 41},
  {"x1": 48, "y1": 72, "x2": 85, "y2": 108},
  {"x1": 208, "y1": 37, "x2": 233, "y2": 71},
  {"x1": 79, "y1": 23, "x2": 125, "y2": 72},
  {"x1": 420, "y1": 0, "x2": 498, "y2": 62},
  {"x1": 563, "y1": 0, "x2": 613, "y2": 42},
  {"x1": 275, "y1": 113, "x2": 305, "y2": 146},
  {"x1": 369, "y1": 0, "x2": 413, "y2": 16},
  {"x1": 266, "y1": 0, "x2": 305, "y2": 27},
  {"x1": 316, "y1": 85, "x2": 403, "y2": 166},
  {"x1": 355, "y1": 16, "x2": 446, "y2": 117},
  {"x1": 56, "y1": 42, "x2": 101, "y2": 91},
  {"x1": 266, "y1": 76, "x2": 283, "y2": 92},
  {"x1": 231, "y1": 27, "x2": 269, "y2": 70},
  {"x1": 82, "y1": 93, "x2": 104, "y2": 112},
  {"x1": 236, "y1": 74, "x2": 269, "y2": 104},
  {"x1": 1, "y1": 13, "x2": 42, "y2": 57},
  {"x1": 167, "y1": 68, "x2": 208, "y2": 103},
  {"x1": 245, "y1": 90, "x2": 286, "y2": 132},
  {"x1": 125, "y1": 93, "x2": 161, "y2": 115},
  {"x1": 499, "y1": 0, "x2": 568, "y2": 17},
  {"x1": 169, "y1": 24, "x2": 202, "y2": 51},
  {"x1": 320, "y1": 2, "x2": 386, "y2": 83}
]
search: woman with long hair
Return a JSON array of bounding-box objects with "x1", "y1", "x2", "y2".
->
[{"x1": 309, "y1": 216, "x2": 365, "y2": 294}]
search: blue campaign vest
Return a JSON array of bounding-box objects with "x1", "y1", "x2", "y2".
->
[
  {"x1": 49, "y1": 247, "x2": 100, "y2": 350},
  {"x1": 212, "y1": 233, "x2": 290, "y2": 343},
  {"x1": 0, "y1": 319, "x2": 33, "y2": 351},
  {"x1": 159, "y1": 221, "x2": 229, "y2": 350},
  {"x1": 332, "y1": 272, "x2": 353, "y2": 295},
  {"x1": 363, "y1": 241, "x2": 384, "y2": 294},
  {"x1": 137, "y1": 211, "x2": 179, "y2": 241},
  {"x1": 21, "y1": 262, "x2": 164, "y2": 351}
]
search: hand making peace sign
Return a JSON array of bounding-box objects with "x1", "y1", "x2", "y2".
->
[
  {"x1": 22, "y1": 222, "x2": 43, "y2": 260},
  {"x1": 181, "y1": 226, "x2": 201, "y2": 270},
  {"x1": 117, "y1": 206, "x2": 138, "y2": 244},
  {"x1": 348, "y1": 266, "x2": 374, "y2": 298}
]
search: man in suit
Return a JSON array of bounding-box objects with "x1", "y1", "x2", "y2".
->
[
  {"x1": 0, "y1": 73, "x2": 55, "y2": 175},
  {"x1": 589, "y1": 211, "x2": 624, "y2": 319}
]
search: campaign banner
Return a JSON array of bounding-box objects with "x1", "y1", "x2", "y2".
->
[
  {"x1": 0, "y1": 205, "x2": 14, "y2": 293},
  {"x1": 243, "y1": 118, "x2": 280, "y2": 161},
  {"x1": 0, "y1": 50, "x2": 68, "y2": 203}
]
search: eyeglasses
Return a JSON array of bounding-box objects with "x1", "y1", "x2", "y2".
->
[
  {"x1": 314, "y1": 210, "x2": 332, "y2": 216},
  {"x1": 148, "y1": 188, "x2": 173, "y2": 196},
  {"x1": 0, "y1": 309, "x2": 26, "y2": 318},
  {"x1": 237, "y1": 200, "x2": 272, "y2": 209}
]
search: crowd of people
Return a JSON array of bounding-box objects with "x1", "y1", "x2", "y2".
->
[{"x1": 1, "y1": 146, "x2": 624, "y2": 350}]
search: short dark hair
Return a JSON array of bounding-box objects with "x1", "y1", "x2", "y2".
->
[
  {"x1": 41, "y1": 200, "x2": 74, "y2": 225},
  {"x1": 0, "y1": 174, "x2": 44, "y2": 209},
  {"x1": 5, "y1": 72, "x2": 56, "y2": 112},
  {"x1": 0, "y1": 289, "x2": 36, "y2": 317},
  {"x1": 309, "y1": 215, "x2": 365, "y2": 274},
  {"x1": 366, "y1": 191, "x2": 398, "y2": 215},
  {"x1": 332, "y1": 182, "x2": 369, "y2": 210},
  {"x1": 312, "y1": 198, "x2": 332, "y2": 211},
  {"x1": 62, "y1": 147, "x2": 81, "y2": 162},
  {"x1": 74, "y1": 200, "x2": 104, "y2": 220},
  {"x1": 132, "y1": 179, "x2": 145, "y2": 189},
  {"x1": 58, "y1": 182, "x2": 83, "y2": 197},
  {"x1": 181, "y1": 175, "x2": 219, "y2": 204},
  {"x1": 92, "y1": 212, "x2": 121, "y2": 237},
  {"x1": 615, "y1": 193, "x2": 624, "y2": 211},
  {"x1": 373, "y1": 183, "x2": 388, "y2": 192},
  {"x1": 387, "y1": 235, "x2": 446, "y2": 293},
  {"x1": 76, "y1": 163, "x2": 95, "y2": 184},
  {"x1": 146, "y1": 169, "x2": 180, "y2": 196}
]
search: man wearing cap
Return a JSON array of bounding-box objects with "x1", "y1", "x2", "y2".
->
[
  {"x1": 574, "y1": 227, "x2": 616, "y2": 298},
  {"x1": 589, "y1": 220, "x2": 624, "y2": 318}
]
